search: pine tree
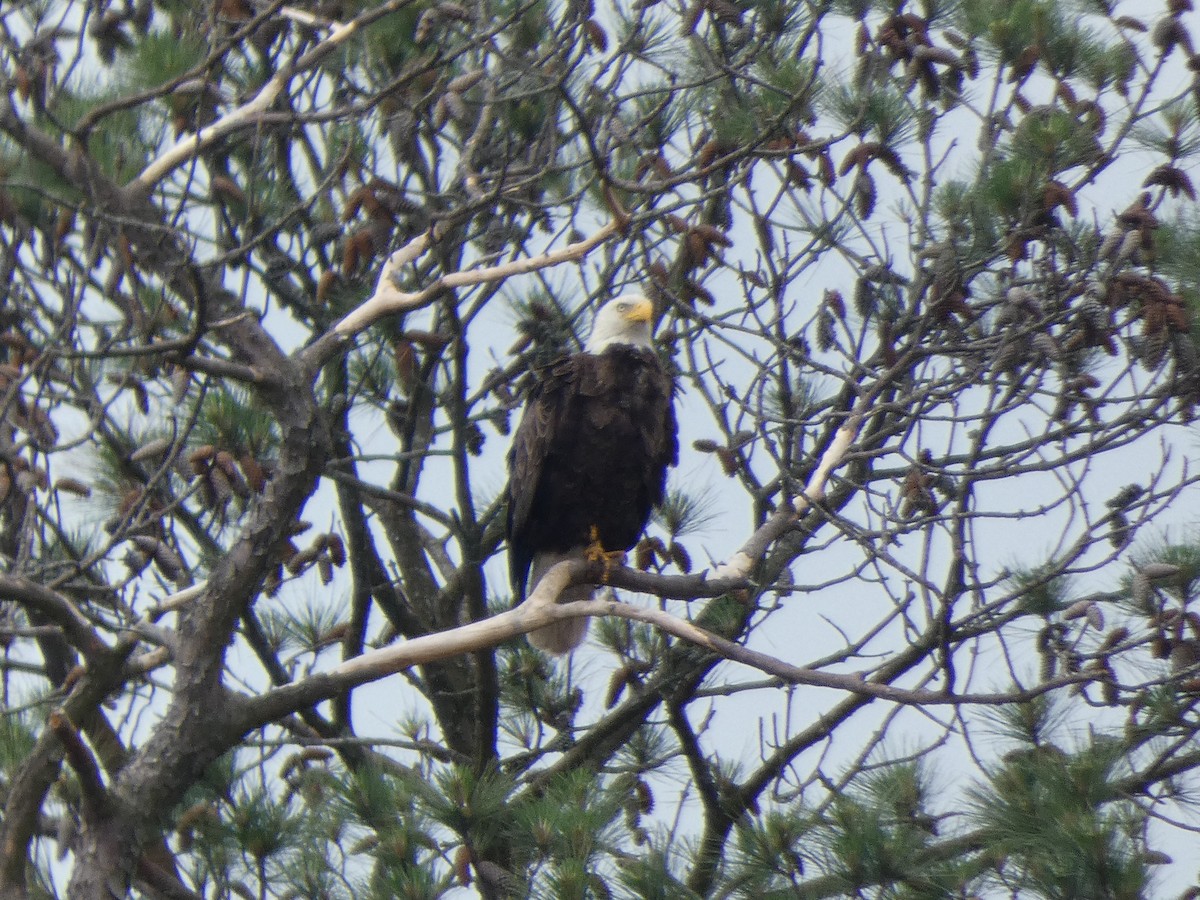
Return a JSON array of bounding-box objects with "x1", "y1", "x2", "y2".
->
[{"x1": 1, "y1": 0, "x2": 1200, "y2": 897}]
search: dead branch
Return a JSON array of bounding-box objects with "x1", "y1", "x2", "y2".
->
[
  {"x1": 132, "y1": 2, "x2": 413, "y2": 191},
  {"x1": 331, "y1": 220, "x2": 622, "y2": 337},
  {"x1": 239, "y1": 559, "x2": 1095, "y2": 728},
  {"x1": 709, "y1": 412, "x2": 862, "y2": 582}
]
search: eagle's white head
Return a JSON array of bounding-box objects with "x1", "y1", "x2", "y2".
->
[{"x1": 585, "y1": 294, "x2": 655, "y2": 353}]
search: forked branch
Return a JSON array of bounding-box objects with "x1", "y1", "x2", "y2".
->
[
  {"x1": 132, "y1": 2, "x2": 411, "y2": 190},
  {"x1": 331, "y1": 220, "x2": 622, "y2": 337}
]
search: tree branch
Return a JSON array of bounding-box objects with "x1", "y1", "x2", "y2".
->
[
  {"x1": 708, "y1": 411, "x2": 862, "y2": 582},
  {"x1": 47, "y1": 712, "x2": 110, "y2": 822},
  {"x1": 328, "y1": 220, "x2": 621, "y2": 339},
  {"x1": 131, "y1": 1, "x2": 412, "y2": 191},
  {"x1": 0, "y1": 576, "x2": 107, "y2": 661},
  {"x1": 240, "y1": 561, "x2": 1100, "y2": 735}
]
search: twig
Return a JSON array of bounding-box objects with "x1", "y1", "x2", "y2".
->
[{"x1": 278, "y1": 4, "x2": 338, "y2": 28}]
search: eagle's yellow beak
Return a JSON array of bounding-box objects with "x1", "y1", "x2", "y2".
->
[{"x1": 625, "y1": 298, "x2": 654, "y2": 324}]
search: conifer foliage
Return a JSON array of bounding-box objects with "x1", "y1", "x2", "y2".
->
[{"x1": 2, "y1": 0, "x2": 1200, "y2": 896}]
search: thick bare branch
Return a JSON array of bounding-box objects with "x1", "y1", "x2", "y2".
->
[{"x1": 240, "y1": 560, "x2": 1096, "y2": 730}]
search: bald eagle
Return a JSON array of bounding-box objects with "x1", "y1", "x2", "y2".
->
[{"x1": 507, "y1": 295, "x2": 678, "y2": 653}]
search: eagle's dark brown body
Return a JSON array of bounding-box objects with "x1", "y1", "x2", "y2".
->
[{"x1": 506, "y1": 344, "x2": 677, "y2": 603}]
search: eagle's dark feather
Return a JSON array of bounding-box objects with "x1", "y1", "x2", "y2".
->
[{"x1": 506, "y1": 344, "x2": 677, "y2": 602}]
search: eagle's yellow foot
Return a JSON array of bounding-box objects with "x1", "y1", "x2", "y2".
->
[{"x1": 585, "y1": 525, "x2": 626, "y2": 583}]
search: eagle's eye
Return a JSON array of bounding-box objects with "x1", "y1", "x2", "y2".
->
[{"x1": 617, "y1": 302, "x2": 630, "y2": 311}]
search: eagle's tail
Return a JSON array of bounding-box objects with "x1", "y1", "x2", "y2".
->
[{"x1": 525, "y1": 550, "x2": 592, "y2": 654}]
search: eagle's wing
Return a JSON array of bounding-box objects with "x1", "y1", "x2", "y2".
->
[
  {"x1": 646, "y1": 364, "x2": 679, "y2": 507},
  {"x1": 506, "y1": 356, "x2": 578, "y2": 599}
]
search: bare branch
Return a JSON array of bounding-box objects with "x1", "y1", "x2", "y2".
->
[
  {"x1": 331, "y1": 221, "x2": 621, "y2": 337},
  {"x1": 710, "y1": 412, "x2": 863, "y2": 582},
  {"x1": 242, "y1": 561, "x2": 1095, "y2": 723},
  {"x1": 131, "y1": 2, "x2": 413, "y2": 191}
]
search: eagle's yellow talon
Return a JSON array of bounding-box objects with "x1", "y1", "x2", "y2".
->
[
  {"x1": 585, "y1": 525, "x2": 605, "y2": 562},
  {"x1": 585, "y1": 525, "x2": 626, "y2": 582}
]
